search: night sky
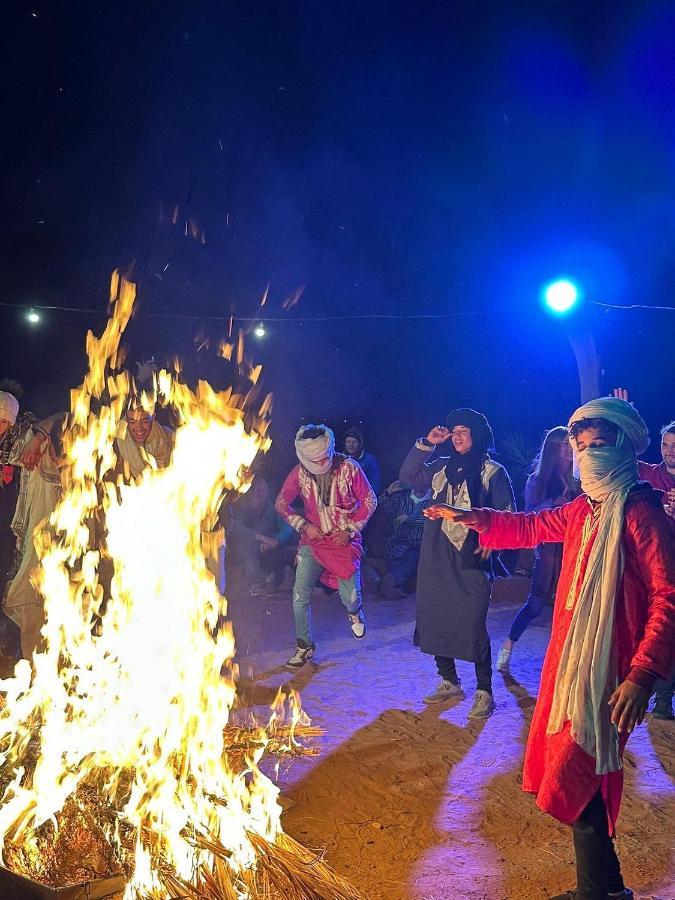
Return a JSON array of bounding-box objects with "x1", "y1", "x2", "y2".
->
[{"x1": 1, "y1": 0, "x2": 673, "y2": 486}]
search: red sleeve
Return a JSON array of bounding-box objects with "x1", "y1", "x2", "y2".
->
[
  {"x1": 274, "y1": 466, "x2": 308, "y2": 533},
  {"x1": 342, "y1": 462, "x2": 377, "y2": 532},
  {"x1": 624, "y1": 504, "x2": 675, "y2": 684},
  {"x1": 475, "y1": 503, "x2": 570, "y2": 550}
]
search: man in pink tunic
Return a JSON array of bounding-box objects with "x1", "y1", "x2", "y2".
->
[
  {"x1": 275, "y1": 424, "x2": 377, "y2": 669},
  {"x1": 424, "y1": 398, "x2": 674, "y2": 900}
]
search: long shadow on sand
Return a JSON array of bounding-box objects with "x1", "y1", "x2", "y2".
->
[
  {"x1": 479, "y1": 673, "x2": 574, "y2": 900},
  {"x1": 480, "y1": 675, "x2": 675, "y2": 900},
  {"x1": 281, "y1": 703, "x2": 486, "y2": 900}
]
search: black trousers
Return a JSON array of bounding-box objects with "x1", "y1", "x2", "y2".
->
[
  {"x1": 434, "y1": 653, "x2": 492, "y2": 694},
  {"x1": 573, "y1": 791, "x2": 625, "y2": 899}
]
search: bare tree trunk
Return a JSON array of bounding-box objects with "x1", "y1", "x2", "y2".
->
[{"x1": 567, "y1": 329, "x2": 601, "y2": 404}]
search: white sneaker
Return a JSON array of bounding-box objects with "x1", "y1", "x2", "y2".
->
[
  {"x1": 468, "y1": 689, "x2": 496, "y2": 719},
  {"x1": 286, "y1": 645, "x2": 315, "y2": 669},
  {"x1": 423, "y1": 680, "x2": 464, "y2": 704},
  {"x1": 348, "y1": 610, "x2": 366, "y2": 639},
  {"x1": 496, "y1": 644, "x2": 512, "y2": 673}
]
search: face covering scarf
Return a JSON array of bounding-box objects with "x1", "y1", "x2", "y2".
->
[
  {"x1": 547, "y1": 432, "x2": 641, "y2": 774},
  {"x1": 295, "y1": 426, "x2": 335, "y2": 476}
]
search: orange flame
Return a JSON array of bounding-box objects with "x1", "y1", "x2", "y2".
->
[{"x1": 0, "y1": 272, "x2": 285, "y2": 896}]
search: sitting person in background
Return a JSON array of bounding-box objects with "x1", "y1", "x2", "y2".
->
[
  {"x1": 343, "y1": 426, "x2": 381, "y2": 495},
  {"x1": 228, "y1": 475, "x2": 297, "y2": 596},
  {"x1": 378, "y1": 480, "x2": 429, "y2": 599},
  {"x1": 257, "y1": 526, "x2": 297, "y2": 594},
  {"x1": 497, "y1": 426, "x2": 580, "y2": 673}
]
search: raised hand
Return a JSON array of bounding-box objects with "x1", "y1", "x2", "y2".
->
[
  {"x1": 426, "y1": 426, "x2": 451, "y2": 445},
  {"x1": 611, "y1": 388, "x2": 630, "y2": 402}
]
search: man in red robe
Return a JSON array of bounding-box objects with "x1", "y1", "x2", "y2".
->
[
  {"x1": 424, "y1": 397, "x2": 674, "y2": 900},
  {"x1": 275, "y1": 424, "x2": 377, "y2": 669}
]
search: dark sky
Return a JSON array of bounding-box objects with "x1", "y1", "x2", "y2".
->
[{"x1": 1, "y1": 0, "x2": 673, "y2": 484}]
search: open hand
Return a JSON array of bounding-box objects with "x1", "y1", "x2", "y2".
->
[
  {"x1": 611, "y1": 388, "x2": 630, "y2": 402},
  {"x1": 473, "y1": 546, "x2": 491, "y2": 561},
  {"x1": 305, "y1": 524, "x2": 323, "y2": 541},
  {"x1": 423, "y1": 504, "x2": 477, "y2": 525},
  {"x1": 608, "y1": 680, "x2": 649, "y2": 734},
  {"x1": 426, "y1": 426, "x2": 450, "y2": 445}
]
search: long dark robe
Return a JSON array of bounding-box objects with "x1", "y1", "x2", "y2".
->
[{"x1": 400, "y1": 442, "x2": 515, "y2": 660}]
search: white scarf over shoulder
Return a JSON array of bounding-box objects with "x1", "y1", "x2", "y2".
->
[{"x1": 548, "y1": 398, "x2": 649, "y2": 775}]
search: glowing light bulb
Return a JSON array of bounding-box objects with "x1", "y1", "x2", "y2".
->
[{"x1": 542, "y1": 279, "x2": 581, "y2": 315}]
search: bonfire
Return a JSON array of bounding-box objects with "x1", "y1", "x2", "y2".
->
[{"x1": 0, "y1": 273, "x2": 361, "y2": 900}]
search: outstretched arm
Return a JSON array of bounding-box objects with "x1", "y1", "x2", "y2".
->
[{"x1": 423, "y1": 503, "x2": 569, "y2": 549}]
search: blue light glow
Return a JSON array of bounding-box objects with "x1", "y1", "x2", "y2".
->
[{"x1": 542, "y1": 279, "x2": 581, "y2": 314}]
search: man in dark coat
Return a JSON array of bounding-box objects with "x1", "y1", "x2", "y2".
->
[{"x1": 400, "y1": 408, "x2": 515, "y2": 718}]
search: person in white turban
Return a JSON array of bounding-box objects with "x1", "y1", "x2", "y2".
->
[
  {"x1": 423, "y1": 397, "x2": 674, "y2": 900},
  {"x1": 0, "y1": 390, "x2": 19, "y2": 438},
  {"x1": 275, "y1": 424, "x2": 377, "y2": 668}
]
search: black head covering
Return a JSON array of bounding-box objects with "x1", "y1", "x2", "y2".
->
[
  {"x1": 342, "y1": 425, "x2": 364, "y2": 453},
  {"x1": 443, "y1": 408, "x2": 494, "y2": 505},
  {"x1": 445, "y1": 408, "x2": 494, "y2": 454}
]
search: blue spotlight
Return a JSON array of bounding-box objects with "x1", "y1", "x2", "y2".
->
[{"x1": 542, "y1": 279, "x2": 581, "y2": 315}]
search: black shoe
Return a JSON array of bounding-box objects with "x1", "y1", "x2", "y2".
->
[{"x1": 549, "y1": 890, "x2": 633, "y2": 900}]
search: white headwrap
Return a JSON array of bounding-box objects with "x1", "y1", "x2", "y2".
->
[
  {"x1": 295, "y1": 425, "x2": 335, "y2": 476},
  {"x1": 0, "y1": 391, "x2": 19, "y2": 426},
  {"x1": 548, "y1": 398, "x2": 650, "y2": 774}
]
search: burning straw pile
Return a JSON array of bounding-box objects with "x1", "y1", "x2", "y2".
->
[{"x1": 0, "y1": 273, "x2": 362, "y2": 900}]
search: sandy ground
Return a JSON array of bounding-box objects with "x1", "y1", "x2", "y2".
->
[{"x1": 231, "y1": 577, "x2": 675, "y2": 900}]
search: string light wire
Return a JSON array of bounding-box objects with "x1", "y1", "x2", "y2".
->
[{"x1": 0, "y1": 298, "x2": 673, "y2": 322}]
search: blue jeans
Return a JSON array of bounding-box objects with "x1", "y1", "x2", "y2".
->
[
  {"x1": 292, "y1": 544, "x2": 362, "y2": 647},
  {"x1": 508, "y1": 591, "x2": 546, "y2": 642},
  {"x1": 509, "y1": 543, "x2": 562, "y2": 642}
]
